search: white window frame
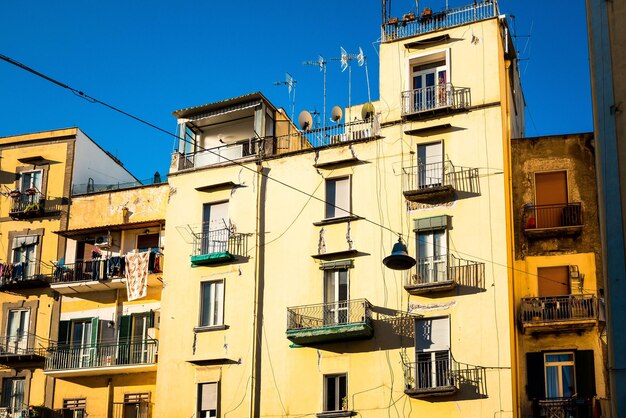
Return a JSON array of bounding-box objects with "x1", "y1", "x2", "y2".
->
[
  {"x1": 323, "y1": 373, "x2": 348, "y2": 412},
  {"x1": 198, "y1": 382, "x2": 218, "y2": 418},
  {"x1": 405, "y1": 49, "x2": 451, "y2": 92},
  {"x1": 544, "y1": 352, "x2": 576, "y2": 399},
  {"x1": 323, "y1": 269, "x2": 350, "y2": 325},
  {"x1": 19, "y1": 170, "x2": 43, "y2": 193},
  {"x1": 325, "y1": 176, "x2": 351, "y2": 219},
  {"x1": 415, "y1": 228, "x2": 448, "y2": 284},
  {"x1": 199, "y1": 280, "x2": 225, "y2": 328},
  {"x1": 12, "y1": 235, "x2": 39, "y2": 279}
]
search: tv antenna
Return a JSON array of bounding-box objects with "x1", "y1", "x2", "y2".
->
[
  {"x1": 274, "y1": 72, "x2": 297, "y2": 123},
  {"x1": 330, "y1": 47, "x2": 366, "y2": 122},
  {"x1": 303, "y1": 55, "x2": 327, "y2": 131}
]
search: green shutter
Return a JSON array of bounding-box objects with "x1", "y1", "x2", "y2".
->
[
  {"x1": 319, "y1": 260, "x2": 354, "y2": 270},
  {"x1": 58, "y1": 320, "x2": 70, "y2": 347},
  {"x1": 413, "y1": 215, "x2": 450, "y2": 232},
  {"x1": 575, "y1": 350, "x2": 596, "y2": 398},
  {"x1": 118, "y1": 315, "x2": 132, "y2": 343},
  {"x1": 90, "y1": 317, "x2": 99, "y2": 346},
  {"x1": 525, "y1": 352, "x2": 545, "y2": 400}
]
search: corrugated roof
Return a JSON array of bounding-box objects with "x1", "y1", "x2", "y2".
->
[{"x1": 172, "y1": 92, "x2": 278, "y2": 118}]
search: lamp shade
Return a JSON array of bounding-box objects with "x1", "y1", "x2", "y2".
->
[{"x1": 383, "y1": 239, "x2": 416, "y2": 270}]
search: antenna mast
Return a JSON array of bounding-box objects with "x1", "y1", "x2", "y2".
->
[
  {"x1": 274, "y1": 73, "x2": 297, "y2": 123},
  {"x1": 330, "y1": 47, "x2": 366, "y2": 123},
  {"x1": 303, "y1": 56, "x2": 327, "y2": 131}
]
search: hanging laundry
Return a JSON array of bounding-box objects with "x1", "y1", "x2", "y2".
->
[{"x1": 124, "y1": 252, "x2": 149, "y2": 301}]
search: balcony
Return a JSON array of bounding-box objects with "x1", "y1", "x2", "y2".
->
[
  {"x1": 0, "y1": 333, "x2": 48, "y2": 366},
  {"x1": 275, "y1": 116, "x2": 381, "y2": 151},
  {"x1": 8, "y1": 193, "x2": 63, "y2": 220},
  {"x1": 403, "y1": 161, "x2": 479, "y2": 203},
  {"x1": 51, "y1": 253, "x2": 163, "y2": 294},
  {"x1": 0, "y1": 262, "x2": 51, "y2": 291},
  {"x1": 520, "y1": 295, "x2": 597, "y2": 334},
  {"x1": 532, "y1": 398, "x2": 593, "y2": 418},
  {"x1": 45, "y1": 339, "x2": 158, "y2": 377},
  {"x1": 286, "y1": 299, "x2": 373, "y2": 345},
  {"x1": 382, "y1": 1, "x2": 499, "y2": 42},
  {"x1": 523, "y1": 203, "x2": 583, "y2": 238},
  {"x1": 401, "y1": 83, "x2": 471, "y2": 119},
  {"x1": 405, "y1": 254, "x2": 484, "y2": 295},
  {"x1": 113, "y1": 401, "x2": 150, "y2": 418},
  {"x1": 191, "y1": 228, "x2": 249, "y2": 266},
  {"x1": 175, "y1": 138, "x2": 260, "y2": 171}
]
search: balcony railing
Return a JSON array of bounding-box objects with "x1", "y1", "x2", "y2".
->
[
  {"x1": 401, "y1": 83, "x2": 471, "y2": 117},
  {"x1": 403, "y1": 161, "x2": 479, "y2": 202},
  {"x1": 275, "y1": 116, "x2": 380, "y2": 151},
  {"x1": 533, "y1": 398, "x2": 593, "y2": 418},
  {"x1": 0, "y1": 262, "x2": 51, "y2": 290},
  {"x1": 524, "y1": 203, "x2": 583, "y2": 237},
  {"x1": 113, "y1": 401, "x2": 149, "y2": 418},
  {"x1": 0, "y1": 332, "x2": 48, "y2": 364},
  {"x1": 8, "y1": 193, "x2": 63, "y2": 220},
  {"x1": 286, "y1": 299, "x2": 374, "y2": 345},
  {"x1": 191, "y1": 228, "x2": 249, "y2": 265},
  {"x1": 72, "y1": 175, "x2": 167, "y2": 195},
  {"x1": 176, "y1": 138, "x2": 260, "y2": 170},
  {"x1": 45, "y1": 339, "x2": 158, "y2": 372},
  {"x1": 52, "y1": 253, "x2": 163, "y2": 284},
  {"x1": 405, "y1": 254, "x2": 484, "y2": 294},
  {"x1": 521, "y1": 295, "x2": 597, "y2": 333},
  {"x1": 382, "y1": 1, "x2": 499, "y2": 42}
]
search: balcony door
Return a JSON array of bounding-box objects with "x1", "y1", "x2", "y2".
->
[
  {"x1": 535, "y1": 171, "x2": 568, "y2": 228},
  {"x1": 130, "y1": 314, "x2": 151, "y2": 364},
  {"x1": 416, "y1": 229, "x2": 447, "y2": 284},
  {"x1": 412, "y1": 61, "x2": 447, "y2": 112},
  {"x1": 1, "y1": 378, "x2": 24, "y2": 418},
  {"x1": 202, "y1": 202, "x2": 229, "y2": 254},
  {"x1": 417, "y1": 142, "x2": 443, "y2": 189},
  {"x1": 12, "y1": 236, "x2": 38, "y2": 279},
  {"x1": 6, "y1": 309, "x2": 29, "y2": 354},
  {"x1": 415, "y1": 317, "x2": 451, "y2": 390},
  {"x1": 71, "y1": 320, "x2": 94, "y2": 368},
  {"x1": 324, "y1": 270, "x2": 349, "y2": 326}
]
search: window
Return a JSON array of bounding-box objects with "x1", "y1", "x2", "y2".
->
[
  {"x1": 325, "y1": 177, "x2": 351, "y2": 219},
  {"x1": 19, "y1": 170, "x2": 42, "y2": 193},
  {"x1": 57, "y1": 318, "x2": 99, "y2": 368},
  {"x1": 1, "y1": 378, "x2": 24, "y2": 414},
  {"x1": 11, "y1": 235, "x2": 39, "y2": 279},
  {"x1": 416, "y1": 142, "x2": 443, "y2": 189},
  {"x1": 414, "y1": 317, "x2": 451, "y2": 389},
  {"x1": 123, "y1": 393, "x2": 149, "y2": 418},
  {"x1": 525, "y1": 351, "x2": 596, "y2": 401},
  {"x1": 324, "y1": 269, "x2": 349, "y2": 325},
  {"x1": 415, "y1": 217, "x2": 448, "y2": 284},
  {"x1": 137, "y1": 233, "x2": 159, "y2": 251},
  {"x1": 200, "y1": 281, "x2": 224, "y2": 327},
  {"x1": 534, "y1": 171, "x2": 568, "y2": 228},
  {"x1": 6, "y1": 309, "x2": 29, "y2": 354},
  {"x1": 198, "y1": 382, "x2": 218, "y2": 418},
  {"x1": 118, "y1": 312, "x2": 155, "y2": 364},
  {"x1": 406, "y1": 50, "x2": 450, "y2": 113},
  {"x1": 62, "y1": 398, "x2": 86, "y2": 418},
  {"x1": 324, "y1": 374, "x2": 347, "y2": 412},
  {"x1": 537, "y1": 266, "x2": 570, "y2": 297},
  {"x1": 201, "y1": 202, "x2": 229, "y2": 254}
]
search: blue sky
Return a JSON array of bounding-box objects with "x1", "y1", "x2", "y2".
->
[{"x1": 0, "y1": 0, "x2": 591, "y2": 180}]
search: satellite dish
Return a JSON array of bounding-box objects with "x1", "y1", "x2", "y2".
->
[
  {"x1": 331, "y1": 106, "x2": 343, "y2": 123},
  {"x1": 361, "y1": 102, "x2": 375, "y2": 120},
  {"x1": 298, "y1": 110, "x2": 313, "y2": 131}
]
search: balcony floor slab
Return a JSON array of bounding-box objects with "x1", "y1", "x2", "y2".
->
[
  {"x1": 286, "y1": 322, "x2": 374, "y2": 345},
  {"x1": 44, "y1": 363, "x2": 157, "y2": 378}
]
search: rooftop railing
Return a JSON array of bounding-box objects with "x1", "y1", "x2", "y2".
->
[
  {"x1": 382, "y1": 1, "x2": 499, "y2": 42},
  {"x1": 45, "y1": 339, "x2": 158, "y2": 371},
  {"x1": 521, "y1": 295, "x2": 597, "y2": 324},
  {"x1": 176, "y1": 138, "x2": 261, "y2": 171},
  {"x1": 72, "y1": 175, "x2": 167, "y2": 196},
  {"x1": 287, "y1": 299, "x2": 372, "y2": 331},
  {"x1": 276, "y1": 117, "x2": 380, "y2": 151},
  {"x1": 401, "y1": 83, "x2": 471, "y2": 116}
]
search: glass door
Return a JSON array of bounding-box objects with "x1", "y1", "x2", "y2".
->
[
  {"x1": 416, "y1": 142, "x2": 443, "y2": 189},
  {"x1": 417, "y1": 230, "x2": 447, "y2": 283},
  {"x1": 324, "y1": 270, "x2": 349, "y2": 325},
  {"x1": 1, "y1": 378, "x2": 24, "y2": 418},
  {"x1": 412, "y1": 62, "x2": 447, "y2": 112},
  {"x1": 130, "y1": 314, "x2": 150, "y2": 364},
  {"x1": 6, "y1": 309, "x2": 29, "y2": 354},
  {"x1": 71, "y1": 320, "x2": 92, "y2": 368},
  {"x1": 202, "y1": 202, "x2": 229, "y2": 254}
]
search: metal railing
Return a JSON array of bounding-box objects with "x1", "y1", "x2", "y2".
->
[
  {"x1": 72, "y1": 176, "x2": 167, "y2": 195},
  {"x1": 406, "y1": 254, "x2": 484, "y2": 288},
  {"x1": 176, "y1": 138, "x2": 260, "y2": 170},
  {"x1": 524, "y1": 202, "x2": 583, "y2": 229},
  {"x1": 275, "y1": 116, "x2": 380, "y2": 151},
  {"x1": 52, "y1": 253, "x2": 162, "y2": 284},
  {"x1": 403, "y1": 161, "x2": 479, "y2": 195},
  {"x1": 287, "y1": 299, "x2": 372, "y2": 331},
  {"x1": 112, "y1": 401, "x2": 149, "y2": 418},
  {"x1": 192, "y1": 228, "x2": 248, "y2": 258},
  {"x1": 520, "y1": 295, "x2": 597, "y2": 324},
  {"x1": 9, "y1": 193, "x2": 63, "y2": 218},
  {"x1": 534, "y1": 398, "x2": 593, "y2": 418},
  {"x1": 382, "y1": 1, "x2": 499, "y2": 41},
  {"x1": 45, "y1": 339, "x2": 158, "y2": 371},
  {"x1": 0, "y1": 332, "x2": 49, "y2": 358},
  {"x1": 0, "y1": 262, "x2": 52, "y2": 288},
  {"x1": 403, "y1": 352, "x2": 486, "y2": 394},
  {"x1": 401, "y1": 83, "x2": 471, "y2": 116}
]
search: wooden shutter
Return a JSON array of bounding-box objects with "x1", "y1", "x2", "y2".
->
[
  {"x1": 525, "y1": 352, "x2": 545, "y2": 400},
  {"x1": 118, "y1": 315, "x2": 132, "y2": 342},
  {"x1": 538, "y1": 266, "x2": 570, "y2": 297},
  {"x1": 58, "y1": 320, "x2": 71, "y2": 347},
  {"x1": 575, "y1": 350, "x2": 596, "y2": 398}
]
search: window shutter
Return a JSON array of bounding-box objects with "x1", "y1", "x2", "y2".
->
[
  {"x1": 58, "y1": 320, "x2": 70, "y2": 347},
  {"x1": 200, "y1": 382, "x2": 218, "y2": 411},
  {"x1": 414, "y1": 216, "x2": 449, "y2": 232},
  {"x1": 575, "y1": 350, "x2": 596, "y2": 398},
  {"x1": 525, "y1": 352, "x2": 545, "y2": 400},
  {"x1": 415, "y1": 317, "x2": 450, "y2": 352},
  {"x1": 90, "y1": 317, "x2": 99, "y2": 346},
  {"x1": 118, "y1": 315, "x2": 132, "y2": 343}
]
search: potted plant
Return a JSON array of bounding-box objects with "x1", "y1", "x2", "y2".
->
[
  {"x1": 25, "y1": 187, "x2": 37, "y2": 196},
  {"x1": 341, "y1": 396, "x2": 348, "y2": 410},
  {"x1": 403, "y1": 12, "x2": 416, "y2": 22},
  {"x1": 421, "y1": 7, "x2": 433, "y2": 18},
  {"x1": 9, "y1": 189, "x2": 20, "y2": 198},
  {"x1": 387, "y1": 16, "x2": 399, "y2": 24}
]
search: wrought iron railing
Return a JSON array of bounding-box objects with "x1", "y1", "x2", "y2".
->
[
  {"x1": 112, "y1": 401, "x2": 149, "y2": 418},
  {"x1": 401, "y1": 83, "x2": 471, "y2": 116},
  {"x1": 287, "y1": 299, "x2": 372, "y2": 331},
  {"x1": 534, "y1": 398, "x2": 593, "y2": 418},
  {"x1": 521, "y1": 295, "x2": 597, "y2": 324},
  {"x1": 0, "y1": 332, "x2": 49, "y2": 358},
  {"x1": 524, "y1": 203, "x2": 583, "y2": 230},
  {"x1": 176, "y1": 138, "x2": 261, "y2": 170},
  {"x1": 403, "y1": 352, "x2": 485, "y2": 394},
  {"x1": 406, "y1": 254, "x2": 484, "y2": 288},
  {"x1": 9, "y1": 193, "x2": 63, "y2": 218},
  {"x1": 0, "y1": 262, "x2": 52, "y2": 288},
  {"x1": 403, "y1": 161, "x2": 479, "y2": 195},
  {"x1": 72, "y1": 175, "x2": 167, "y2": 195},
  {"x1": 45, "y1": 339, "x2": 158, "y2": 371},
  {"x1": 52, "y1": 253, "x2": 163, "y2": 284},
  {"x1": 192, "y1": 228, "x2": 248, "y2": 258},
  {"x1": 382, "y1": 1, "x2": 499, "y2": 41},
  {"x1": 275, "y1": 116, "x2": 380, "y2": 151}
]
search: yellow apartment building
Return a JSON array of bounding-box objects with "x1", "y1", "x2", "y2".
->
[
  {"x1": 155, "y1": 1, "x2": 525, "y2": 417},
  {"x1": 511, "y1": 133, "x2": 608, "y2": 417},
  {"x1": 0, "y1": 128, "x2": 136, "y2": 417},
  {"x1": 46, "y1": 181, "x2": 168, "y2": 417}
]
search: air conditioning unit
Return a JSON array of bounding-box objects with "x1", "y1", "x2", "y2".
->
[{"x1": 94, "y1": 235, "x2": 111, "y2": 248}]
